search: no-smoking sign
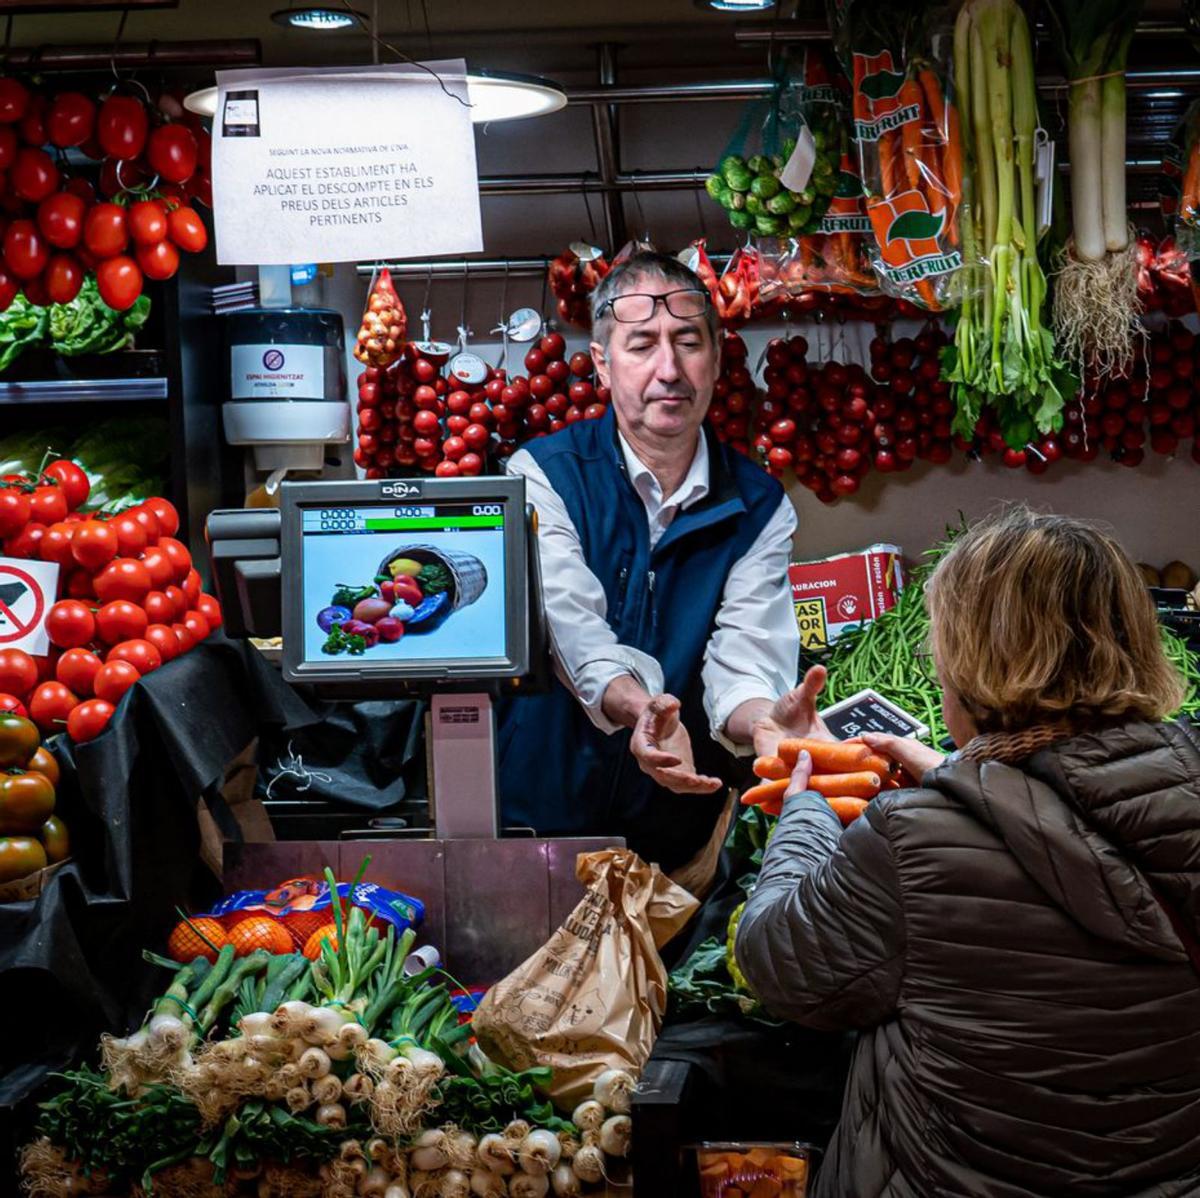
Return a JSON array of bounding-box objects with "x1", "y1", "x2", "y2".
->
[{"x1": 0, "y1": 556, "x2": 60, "y2": 656}]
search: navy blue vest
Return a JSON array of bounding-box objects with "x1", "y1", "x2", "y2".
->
[{"x1": 498, "y1": 407, "x2": 785, "y2": 871}]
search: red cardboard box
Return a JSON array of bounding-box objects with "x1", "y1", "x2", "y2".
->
[{"x1": 788, "y1": 544, "x2": 904, "y2": 651}]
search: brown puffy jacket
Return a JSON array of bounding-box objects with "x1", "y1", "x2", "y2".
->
[{"x1": 734, "y1": 719, "x2": 1200, "y2": 1197}]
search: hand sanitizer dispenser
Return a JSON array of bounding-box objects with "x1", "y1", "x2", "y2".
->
[{"x1": 222, "y1": 305, "x2": 350, "y2": 472}]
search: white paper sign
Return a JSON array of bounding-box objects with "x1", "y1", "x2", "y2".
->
[
  {"x1": 0, "y1": 556, "x2": 60, "y2": 657},
  {"x1": 780, "y1": 124, "x2": 817, "y2": 194},
  {"x1": 212, "y1": 60, "x2": 483, "y2": 265}
]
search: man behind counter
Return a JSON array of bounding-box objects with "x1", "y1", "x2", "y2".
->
[{"x1": 501, "y1": 250, "x2": 826, "y2": 872}]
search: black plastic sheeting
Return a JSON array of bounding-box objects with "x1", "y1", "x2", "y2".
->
[
  {"x1": 255, "y1": 698, "x2": 428, "y2": 813},
  {"x1": 0, "y1": 635, "x2": 428, "y2": 1132}
]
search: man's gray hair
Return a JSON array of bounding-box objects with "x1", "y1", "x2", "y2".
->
[{"x1": 589, "y1": 250, "x2": 720, "y2": 349}]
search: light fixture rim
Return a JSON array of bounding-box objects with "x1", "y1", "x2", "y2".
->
[
  {"x1": 183, "y1": 85, "x2": 218, "y2": 117},
  {"x1": 269, "y1": 6, "x2": 368, "y2": 29},
  {"x1": 185, "y1": 66, "x2": 568, "y2": 122},
  {"x1": 465, "y1": 69, "x2": 567, "y2": 121}
]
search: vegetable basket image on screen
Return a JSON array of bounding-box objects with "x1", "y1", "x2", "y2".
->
[{"x1": 376, "y1": 544, "x2": 489, "y2": 612}]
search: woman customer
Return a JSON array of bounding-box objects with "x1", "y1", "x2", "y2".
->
[{"x1": 735, "y1": 506, "x2": 1200, "y2": 1198}]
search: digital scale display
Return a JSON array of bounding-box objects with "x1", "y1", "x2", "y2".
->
[
  {"x1": 299, "y1": 500, "x2": 507, "y2": 666},
  {"x1": 302, "y1": 502, "x2": 506, "y2": 535}
]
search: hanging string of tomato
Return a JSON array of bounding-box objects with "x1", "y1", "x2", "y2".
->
[{"x1": 0, "y1": 78, "x2": 211, "y2": 315}]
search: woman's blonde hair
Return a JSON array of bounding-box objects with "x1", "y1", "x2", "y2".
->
[{"x1": 926, "y1": 506, "x2": 1186, "y2": 733}]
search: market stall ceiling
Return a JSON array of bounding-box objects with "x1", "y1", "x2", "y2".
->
[{"x1": 0, "y1": 0, "x2": 784, "y2": 54}]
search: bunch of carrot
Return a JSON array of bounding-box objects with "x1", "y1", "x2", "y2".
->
[
  {"x1": 859, "y1": 65, "x2": 963, "y2": 313},
  {"x1": 741, "y1": 737, "x2": 898, "y2": 824}
]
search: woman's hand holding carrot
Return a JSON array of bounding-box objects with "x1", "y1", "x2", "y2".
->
[{"x1": 860, "y1": 732, "x2": 945, "y2": 781}]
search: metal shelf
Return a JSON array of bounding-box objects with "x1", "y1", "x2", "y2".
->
[{"x1": 0, "y1": 376, "x2": 169, "y2": 405}]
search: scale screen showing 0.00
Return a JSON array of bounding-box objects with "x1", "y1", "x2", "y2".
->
[{"x1": 301, "y1": 503, "x2": 506, "y2": 536}]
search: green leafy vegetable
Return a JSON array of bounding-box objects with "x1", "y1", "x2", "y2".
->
[
  {"x1": 330, "y1": 582, "x2": 377, "y2": 607},
  {"x1": 0, "y1": 293, "x2": 48, "y2": 373},
  {"x1": 48, "y1": 275, "x2": 151, "y2": 357},
  {"x1": 416, "y1": 562, "x2": 453, "y2": 597},
  {"x1": 322, "y1": 624, "x2": 366, "y2": 656},
  {"x1": 945, "y1": 0, "x2": 1076, "y2": 448}
]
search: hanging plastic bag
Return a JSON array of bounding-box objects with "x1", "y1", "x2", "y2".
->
[
  {"x1": 677, "y1": 238, "x2": 722, "y2": 308},
  {"x1": 706, "y1": 48, "x2": 843, "y2": 241},
  {"x1": 716, "y1": 245, "x2": 761, "y2": 327},
  {"x1": 787, "y1": 147, "x2": 882, "y2": 298},
  {"x1": 353, "y1": 267, "x2": 407, "y2": 369},
  {"x1": 829, "y1": 0, "x2": 963, "y2": 311}
]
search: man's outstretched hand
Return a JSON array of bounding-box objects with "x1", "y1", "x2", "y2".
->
[
  {"x1": 631, "y1": 694, "x2": 724, "y2": 795},
  {"x1": 751, "y1": 665, "x2": 835, "y2": 759}
]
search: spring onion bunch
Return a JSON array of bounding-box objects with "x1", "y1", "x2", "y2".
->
[
  {"x1": 25, "y1": 852, "x2": 641, "y2": 1196},
  {"x1": 1044, "y1": 0, "x2": 1144, "y2": 376},
  {"x1": 942, "y1": 0, "x2": 1075, "y2": 448}
]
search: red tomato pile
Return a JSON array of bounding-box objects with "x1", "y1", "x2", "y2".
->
[
  {"x1": 754, "y1": 341, "x2": 875, "y2": 499},
  {"x1": 0, "y1": 458, "x2": 222, "y2": 744},
  {"x1": 521, "y1": 332, "x2": 610, "y2": 436},
  {"x1": 353, "y1": 331, "x2": 611, "y2": 479},
  {"x1": 1143, "y1": 324, "x2": 1200, "y2": 464},
  {"x1": 0, "y1": 78, "x2": 210, "y2": 313},
  {"x1": 707, "y1": 332, "x2": 754, "y2": 455},
  {"x1": 866, "y1": 328, "x2": 955, "y2": 473}
]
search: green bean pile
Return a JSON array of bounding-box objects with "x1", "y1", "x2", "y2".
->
[
  {"x1": 1161, "y1": 628, "x2": 1200, "y2": 722},
  {"x1": 821, "y1": 549, "x2": 948, "y2": 746}
]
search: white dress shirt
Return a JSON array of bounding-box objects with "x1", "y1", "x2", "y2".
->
[{"x1": 506, "y1": 430, "x2": 800, "y2": 754}]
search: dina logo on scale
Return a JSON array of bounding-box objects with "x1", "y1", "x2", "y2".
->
[
  {"x1": 262, "y1": 348, "x2": 286, "y2": 371},
  {"x1": 381, "y1": 481, "x2": 422, "y2": 498}
]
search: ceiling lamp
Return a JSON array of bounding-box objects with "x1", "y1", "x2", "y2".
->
[
  {"x1": 695, "y1": 0, "x2": 776, "y2": 10},
  {"x1": 184, "y1": 70, "x2": 565, "y2": 124},
  {"x1": 271, "y1": 7, "x2": 367, "y2": 29}
]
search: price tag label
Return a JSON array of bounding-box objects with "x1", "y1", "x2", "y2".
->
[
  {"x1": 780, "y1": 125, "x2": 817, "y2": 194},
  {"x1": 1035, "y1": 132, "x2": 1055, "y2": 239},
  {"x1": 449, "y1": 352, "x2": 488, "y2": 384},
  {"x1": 819, "y1": 688, "x2": 929, "y2": 741}
]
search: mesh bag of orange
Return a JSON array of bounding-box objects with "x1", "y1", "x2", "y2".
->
[
  {"x1": 167, "y1": 875, "x2": 424, "y2": 961},
  {"x1": 828, "y1": 0, "x2": 964, "y2": 312}
]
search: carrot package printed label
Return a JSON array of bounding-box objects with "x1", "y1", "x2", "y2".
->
[
  {"x1": 472, "y1": 849, "x2": 698, "y2": 1109},
  {"x1": 829, "y1": 0, "x2": 964, "y2": 311}
]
